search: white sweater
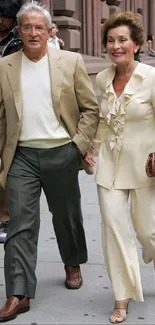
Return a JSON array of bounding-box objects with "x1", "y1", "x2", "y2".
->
[{"x1": 19, "y1": 53, "x2": 71, "y2": 148}]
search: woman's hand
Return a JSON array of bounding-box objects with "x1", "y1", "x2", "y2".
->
[{"x1": 84, "y1": 150, "x2": 96, "y2": 167}]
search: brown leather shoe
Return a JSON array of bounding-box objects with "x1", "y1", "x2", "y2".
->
[
  {"x1": 0, "y1": 296, "x2": 30, "y2": 322},
  {"x1": 65, "y1": 265, "x2": 83, "y2": 289}
]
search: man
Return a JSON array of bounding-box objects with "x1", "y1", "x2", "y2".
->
[
  {"x1": 0, "y1": 0, "x2": 23, "y2": 243},
  {"x1": 0, "y1": 0, "x2": 23, "y2": 57},
  {"x1": 0, "y1": 1, "x2": 99, "y2": 322},
  {"x1": 48, "y1": 21, "x2": 64, "y2": 49}
]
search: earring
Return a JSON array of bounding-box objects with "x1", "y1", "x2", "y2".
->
[{"x1": 134, "y1": 49, "x2": 137, "y2": 53}]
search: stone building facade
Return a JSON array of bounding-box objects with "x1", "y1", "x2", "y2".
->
[
  {"x1": 40, "y1": 0, "x2": 155, "y2": 87},
  {"x1": 41, "y1": 0, "x2": 154, "y2": 54}
]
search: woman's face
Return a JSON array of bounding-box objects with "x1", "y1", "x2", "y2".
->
[{"x1": 106, "y1": 25, "x2": 139, "y2": 66}]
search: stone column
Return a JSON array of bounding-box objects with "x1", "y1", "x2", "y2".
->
[
  {"x1": 142, "y1": 0, "x2": 148, "y2": 43},
  {"x1": 100, "y1": 0, "x2": 109, "y2": 24},
  {"x1": 85, "y1": 0, "x2": 101, "y2": 56},
  {"x1": 106, "y1": 0, "x2": 122, "y2": 15},
  {"x1": 130, "y1": 0, "x2": 135, "y2": 12},
  {"x1": 51, "y1": 0, "x2": 81, "y2": 52},
  {"x1": 149, "y1": 0, "x2": 155, "y2": 48},
  {"x1": 100, "y1": 0, "x2": 109, "y2": 55},
  {"x1": 119, "y1": 0, "x2": 125, "y2": 11},
  {"x1": 85, "y1": 0, "x2": 93, "y2": 55},
  {"x1": 93, "y1": 0, "x2": 101, "y2": 56},
  {"x1": 41, "y1": 0, "x2": 51, "y2": 11},
  {"x1": 126, "y1": 0, "x2": 131, "y2": 11},
  {"x1": 82, "y1": 0, "x2": 87, "y2": 54}
]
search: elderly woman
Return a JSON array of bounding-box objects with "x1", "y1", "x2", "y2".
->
[{"x1": 85, "y1": 11, "x2": 155, "y2": 324}]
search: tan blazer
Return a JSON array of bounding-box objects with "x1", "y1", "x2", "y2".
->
[
  {"x1": 95, "y1": 62, "x2": 155, "y2": 189},
  {"x1": 0, "y1": 48, "x2": 99, "y2": 188}
]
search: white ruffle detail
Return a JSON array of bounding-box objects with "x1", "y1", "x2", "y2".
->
[
  {"x1": 105, "y1": 83, "x2": 126, "y2": 151},
  {"x1": 110, "y1": 134, "x2": 124, "y2": 151}
]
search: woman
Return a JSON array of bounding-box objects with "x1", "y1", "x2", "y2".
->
[
  {"x1": 146, "y1": 34, "x2": 155, "y2": 57},
  {"x1": 85, "y1": 11, "x2": 155, "y2": 324}
]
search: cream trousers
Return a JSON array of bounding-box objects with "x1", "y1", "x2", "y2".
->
[{"x1": 97, "y1": 185, "x2": 155, "y2": 302}]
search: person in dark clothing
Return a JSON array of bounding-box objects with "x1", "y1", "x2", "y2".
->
[
  {"x1": 0, "y1": 0, "x2": 23, "y2": 243},
  {"x1": 134, "y1": 48, "x2": 140, "y2": 62},
  {"x1": 0, "y1": 26, "x2": 23, "y2": 57},
  {"x1": 0, "y1": 0, "x2": 23, "y2": 57}
]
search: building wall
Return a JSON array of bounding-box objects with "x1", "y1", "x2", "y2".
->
[
  {"x1": 40, "y1": 0, "x2": 155, "y2": 90},
  {"x1": 41, "y1": 0, "x2": 152, "y2": 55}
]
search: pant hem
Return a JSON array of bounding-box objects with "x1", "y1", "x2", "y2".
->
[{"x1": 6, "y1": 282, "x2": 36, "y2": 299}]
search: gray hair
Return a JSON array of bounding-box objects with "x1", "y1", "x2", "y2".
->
[{"x1": 17, "y1": 1, "x2": 52, "y2": 29}]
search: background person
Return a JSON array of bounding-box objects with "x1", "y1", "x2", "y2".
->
[
  {"x1": 85, "y1": 11, "x2": 155, "y2": 324},
  {"x1": 146, "y1": 34, "x2": 155, "y2": 57},
  {"x1": 134, "y1": 48, "x2": 140, "y2": 61},
  {"x1": 0, "y1": 0, "x2": 22, "y2": 57},
  {"x1": 48, "y1": 21, "x2": 64, "y2": 49},
  {"x1": 0, "y1": 1, "x2": 99, "y2": 322},
  {"x1": 0, "y1": 0, "x2": 23, "y2": 243}
]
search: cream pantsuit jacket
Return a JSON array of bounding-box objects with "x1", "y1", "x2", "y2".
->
[
  {"x1": 95, "y1": 63, "x2": 155, "y2": 190},
  {"x1": 0, "y1": 48, "x2": 99, "y2": 189}
]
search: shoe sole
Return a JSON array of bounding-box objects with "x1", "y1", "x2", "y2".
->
[
  {"x1": 65, "y1": 280, "x2": 83, "y2": 290},
  {"x1": 0, "y1": 306, "x2": 30, "y2": 322}
]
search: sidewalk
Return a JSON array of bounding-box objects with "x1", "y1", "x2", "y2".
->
[{"x1": 0, "y1": 171, "x2": 154, "y2": 324}]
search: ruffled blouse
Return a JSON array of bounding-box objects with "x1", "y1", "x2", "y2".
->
[
  {"x1": 105, "y1": 82, "x2": 125, "y2": 152},
  {"x1": 95, "y1": 62, "x2": 155, "y2": 190},
  {"x1": 100, "y1": 63, "x2": 143, "y2": 152}
]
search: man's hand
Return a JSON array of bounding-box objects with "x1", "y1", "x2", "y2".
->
[
  {"x1": 59, "y1": 39, "x2": 65, "y2": 47},
  {"x1": 84, "y1": 150, "x2": 96, "y2": 167}
]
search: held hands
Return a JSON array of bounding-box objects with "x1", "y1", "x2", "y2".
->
[{"x1": 84, "y1": 149, "x2": 96, "y2": 167}]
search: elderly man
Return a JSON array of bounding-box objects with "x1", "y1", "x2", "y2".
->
[
  {"x1": 0, "y1": 1, "x2": 99, "y2": 322},
  {"x1": 0, "y1": 0, "x2": 23, "y2": 243}
]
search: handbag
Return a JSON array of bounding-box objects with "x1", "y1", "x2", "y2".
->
[{"x1": 145, "y1": 152, "x2": 155, "y2": 177}]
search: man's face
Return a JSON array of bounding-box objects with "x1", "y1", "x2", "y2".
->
[
  {"x1": 51, "y1": 23, "x2": 58, "y2": 37},
  {"x1": 18, "y1": 10, "x2": 51, "y2": 54},
  {"x1": 0, "y1": 16, "x2": 16, "y2": 33}
]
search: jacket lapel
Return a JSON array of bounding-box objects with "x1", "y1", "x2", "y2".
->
[
  {"x1": 6, "y1": 48, "x2": 63, "y2": 122},
  {"x1": 124, "y1": 63, "x2": 151, "y2": 105},
  {"x1": 106, "y1": 63, "x2": 151, "y2": 107},
  {"x1": 6, "y1": 50, "x2": 23, "y2": 120},
  {"x1": 47, "y1": 48, "x2": 63, "y2": 122}
]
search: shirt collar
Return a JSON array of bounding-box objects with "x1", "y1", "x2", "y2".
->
[{"x1": 106, "y1": 62, "x2": 149, "y2": 96}]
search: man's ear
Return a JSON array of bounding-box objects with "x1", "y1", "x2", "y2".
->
[{"x1": 48, "y1": 28, "x2": 52, "y2": 37}]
